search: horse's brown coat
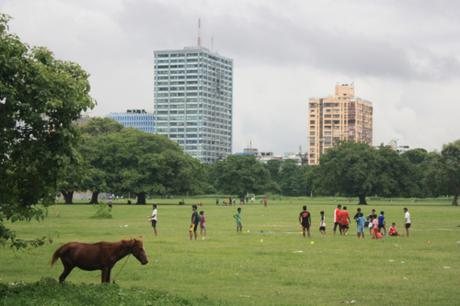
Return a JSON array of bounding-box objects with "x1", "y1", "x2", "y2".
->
[{"x1": 51, "y1": 239, "x2": 148, "y2": 283}]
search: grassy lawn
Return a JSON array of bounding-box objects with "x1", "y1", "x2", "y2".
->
[{"x1": 1, "y1": 197, "x2": 459, "y2": 305}]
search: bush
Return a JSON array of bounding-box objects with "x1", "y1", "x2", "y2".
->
[
  {"x1": 0, "y1": 278, "x2": 213, "y2": 306},
  {"x1": 90, "y1": 203, "x2": 112, "y2": 219}
]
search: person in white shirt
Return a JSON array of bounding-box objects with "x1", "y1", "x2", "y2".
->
[
  {"x1": 404, "y1": 207, "x2": 411, "y2": 237},
  {"x1": 150, "y1": 204, "x2": 158, "y2": 236}
]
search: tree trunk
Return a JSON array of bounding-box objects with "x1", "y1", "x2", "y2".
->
[
  {"x1": 453, "y1": 194, "x2": 458, "y2": 206},
  {"x1": 89, "y1": 191, "x2": 99, "y2": 204},
  {"x1": 136, "y1": 192, "x2": 146, "y2": 205},
  {"x1": 62, "y1": 191, "x2": 74, "y2": 204},
  {"x1": 358, "y1": 194, "x2": 367, "y2": 205}
]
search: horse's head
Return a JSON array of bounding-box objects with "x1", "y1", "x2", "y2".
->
[{"x1": 127, "y1": 238, "x2": 148, "y2": 265}]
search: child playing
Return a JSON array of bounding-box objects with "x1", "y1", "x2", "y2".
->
[
  {"x1": 149, "y1": 204, "x2": 158, "y2": 236},
  {"x1": 378, "y1": 211, "x2": 386, "y2": 235},
  {"x1": 388, "y1": 222, "x2": 400, "y2": 237},
  {"x1": 189, "y1": 205, "x2": 200, "y2": 240},
  {"x1": 233, "y1": 207, "x2": 242, "y2": 232},
  {"x1": 319, "y1": 211, "x2": 326, "y2": 235},
  {"x1": 354, "y1": 208, "x2": 365, "y2": 239},
  {"x1": 199, "y1": 210, "x2": 206, "y2": 238},
  {"x1": 371, "y1": 217, "x2": 383, "y2": 239}
]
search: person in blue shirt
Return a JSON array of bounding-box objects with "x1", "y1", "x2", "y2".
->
[
  {"x1": 354, "y1": 208, "x2": 365, "y2": 239},
  {"x1": 378, "y1": 211, "x2": 386, "y2": 236}
]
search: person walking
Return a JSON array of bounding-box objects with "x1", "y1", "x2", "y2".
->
[
  {"x1": 333, "y1": 204, "x2": 342, "y2": 235},
  {"x1": 403, "y1": 208, "x2": 411, "y2": 237},
  {"x1": 189, "y1": 205, "x2": 200, "y2": 240},
  {"x1": 149, "y1": 204, "x2": 158, "y2": 236}
]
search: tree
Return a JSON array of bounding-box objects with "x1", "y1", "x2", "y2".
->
[
  {"x1": 0, "y1": 14, "x2": 95, "y2": 247},
  {"x1": 374, "y1": 145, "x2": 415, "y2": 197},
  {"x1": 101, "y1": 128, "x2": 204, "y2": 204},
  {"x1": 441, "y1": 140, "x2": 460, "y2": 205},
  {"x1": 315, "y1": 142, "x2": 378, "y2": 204},
  {"x1": 78, "y1": 118, "x2": 124, "y2": 204},
  {"x1": 278, "y1": 160, "x2": 309, "y2": 196},
  {"x1": 211, "y1": 155, "x2": 271, "y2": 197}
]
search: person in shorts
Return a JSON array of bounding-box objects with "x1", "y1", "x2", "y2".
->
[
  {"x1": 149, "y1": 204, "x2": 158, "y2": 236},
  {"x1": 299, "y1": 205, "x2": 311, "y2": 237},
  {"x1": 189, "y1": 204, "x2": 200, "y2": 240},
  {"x1": 339, "y1": 206, "x2": 350, "y2": 235},
  {"x1": 378, "y1": 211, "x2": 386, "y2": 235},
  {"x1": 333, "y1": 204, "x2": 342, "y2": 235},
  {"x1": 233, "y1": 207, "x2": 242, "y2": 232},
  {"x1": 354, "y1": 208, "x2": 365, "y2": 239},
  {"x1": 319, "y1": 211, "x2": 326, "y2": 235},
  {"x1": 404, "y1": 208, "x2": 411, "y2": 237},
  {"x1": 367, "y1": 209, "x2": 377, "y2": 234}
]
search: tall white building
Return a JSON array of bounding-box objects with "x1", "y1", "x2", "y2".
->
[{"x1": 154, "y1": 47, "x2": 233, "y2": 163}]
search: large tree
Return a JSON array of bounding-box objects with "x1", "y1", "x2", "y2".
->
[
  {"x1": 441, "y1": 140, "x2": 460, "y2": 205},
  {"x1": 0, "y1": 14, "x2": 94, "y2": 247},
  {"x1": 78, "y1": 118, "x2": 124, "y2": 204},
  {"x1": 315, "y1": 142, "x2": 378, "y2": 204},
  {"x1": 278, "y1": 160, "x2": 309, "y2": 196},
  {"x1": 211, "y1": 155, "x2": 271, "y2": 197}
]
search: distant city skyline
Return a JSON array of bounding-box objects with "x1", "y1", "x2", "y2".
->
[{"x1": 2, "y1": 0, "x2": 459, "y2": 154}]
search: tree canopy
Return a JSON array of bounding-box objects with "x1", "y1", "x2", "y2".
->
[{"x1": 0, "y1": 14, "x2": 95, "y2": 247}]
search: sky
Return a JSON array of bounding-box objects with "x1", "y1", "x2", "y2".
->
[{"x1": 1, "y1": 0, "x2": 459, "y2": 153}]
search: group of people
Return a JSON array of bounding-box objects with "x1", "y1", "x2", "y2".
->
[
  {"x1": 332, "y1": 205, "x2": 411, "y2": 238},
  {"x1": 149, "y1": 202, "x2": 412, "y2": 240}
]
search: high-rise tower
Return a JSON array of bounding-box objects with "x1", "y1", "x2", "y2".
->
[
  {"x1": 153, "y1": 47, "x2": 233, "y2": 163},
  {"x1": 307, "y1": 84, "x2": 373, "y2": 165}
]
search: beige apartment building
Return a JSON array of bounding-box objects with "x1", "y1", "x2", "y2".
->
[{"x1": 307, "y1": 84, "x2": 373, "y2": 165}]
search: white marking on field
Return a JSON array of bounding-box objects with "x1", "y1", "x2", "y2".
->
[
  {"x1": 443, "y1": 266, "x2": 451, "y2": 269},
  {"x1": 401, "y1": 261, "x2": 405, "y2": 264},
  {"x1": 292, "y1": 250, "x2": 304, "y2": 254},
  {"x1": 388, "y1": 259, "x2": 395, "y2": 263},
  {"x1": 344, "y1": 300, "x2": 357, "y2": 304},
  {"x1": 239, "y1": 295, "x2": 251, "y2": 298},
  {"x1": 403, "y1": 277, "x2": 408, "y2": 280}
]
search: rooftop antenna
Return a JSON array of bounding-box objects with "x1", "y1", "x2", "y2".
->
[{"x1": 197, "y1": 18, "x2": 202, "y2": 47}]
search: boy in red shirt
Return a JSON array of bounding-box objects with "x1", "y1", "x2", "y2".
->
[
  {"x1": 339, "y1": 206, "x2": 350, "y2": 235},
  {"x1": 388, "y1": 222, "x2": 399, "y2": 237}
]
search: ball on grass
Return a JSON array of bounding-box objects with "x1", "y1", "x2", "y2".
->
[
  {"x1": 310, "y1": 241, "x2": 315, "y2": 245},
  {"x1": 260, "y1": 239, "x2": 264, "y2": 243}
]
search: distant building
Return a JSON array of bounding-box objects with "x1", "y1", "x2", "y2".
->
[
  {"x1": 153, "y1": 46, "x2": 233, "y2": 163},
  {"x1": 106, "y1": 109, "x2": 155, "y2": 133},
  {"x1": 387, "y1": 139, "x2": 411, "y2": 154},
  {"x1": 308, "y1": 84, "x2": 373, "y2": 165}
]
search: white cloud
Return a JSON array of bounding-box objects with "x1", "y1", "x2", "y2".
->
[{"x1": 1, "y1": 0, "x2": 459, "y2": 153}]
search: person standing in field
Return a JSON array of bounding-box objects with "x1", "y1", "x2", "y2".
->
[
  {"x1": 189, "y1": 205, "x2": 200, "y2": 240},
  {"x1": 298, "y1": 205, "x2": 311, "y2": 237},
  {"x1": 354, "y1": 208, "x2": 365, "y2": 239},
  {"x1": 233, "y1": 207, "x2": 243, "y2": 232},
  {"x1": 199, "y1": 210, "x2": 206, "y2": 239},
  {"x1": 378, "y1": 211, "x2": 386, "y2": 235},
  {"x1": 263, "y1": 196, "x2": 268, "y2": 207},
  {"x1": 149, "y1": 204, "x2": 158, "y2": 236},
  {"x1": 319, "y1": 210, "x2": 326, "y2": 235},
  {"x1": 339, "y1": 206, "x2": 350, "y2": 235},
  {"x1": 367, "y1": 209, "x2": 377, "y2": 235},
  {"x1": 333, "y1": 204, "x2": 342, "y2": 235},
  {"x1": 404, "y1": 208, "x2": 411, "y2": 237}
]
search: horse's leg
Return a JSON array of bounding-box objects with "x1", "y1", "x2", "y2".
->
[
  {"x1": 107, "y1": 268, "x2": 112, "y2": 283},
  {"x1": 59, "y1": 263, "x2": 74, "y2": 283},
  {"x1": 101, "y1": 267, "x2": 110, "y2": 283}
]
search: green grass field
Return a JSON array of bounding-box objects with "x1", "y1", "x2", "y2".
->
[{"x1": 1, "y1": 197, "x2": 460, "y2": 305}]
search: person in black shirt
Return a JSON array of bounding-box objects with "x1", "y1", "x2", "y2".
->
[
  {"x1": 299, "y1": 205, "x2": 311, "y2": 238},
  {"x1": 189, "y1": 205, "x2": 200, "y2": 240}
]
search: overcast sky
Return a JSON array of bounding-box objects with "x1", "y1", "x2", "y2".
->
[{"x1": 2, "y1": 0, "x2": 459, "y2": 153}]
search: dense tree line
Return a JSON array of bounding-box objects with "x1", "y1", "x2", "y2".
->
[{"x1": 207, "y1": 141, "x2": 460, "y2": 206}]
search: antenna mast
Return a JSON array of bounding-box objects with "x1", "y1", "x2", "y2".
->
[{"x1": 197, "y1": 18, "x2": 202, "y2": 47}]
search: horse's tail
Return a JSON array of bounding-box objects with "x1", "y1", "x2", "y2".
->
[{"x1": 51, "y1": 244, "x2": 66, "y2": 266}]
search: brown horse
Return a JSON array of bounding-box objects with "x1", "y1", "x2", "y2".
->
[{"x1": 51, "y1": 238, "x2": 148, "y2": 283}]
